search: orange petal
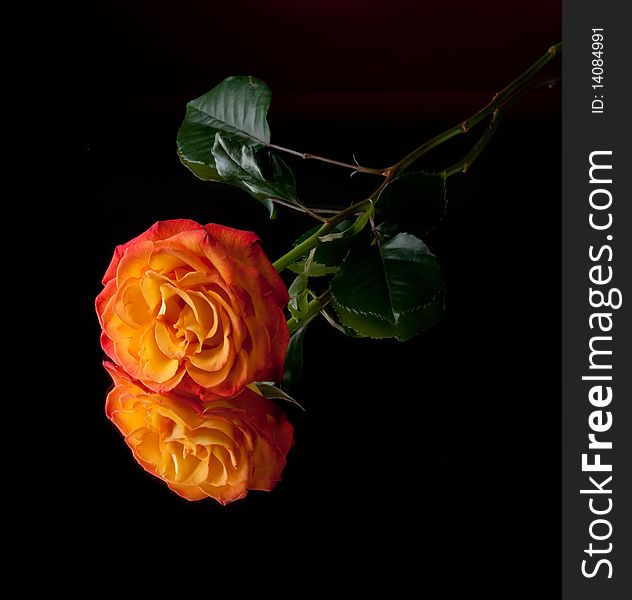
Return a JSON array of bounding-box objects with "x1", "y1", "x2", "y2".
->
[
  {"x1": 128, "y1": 429, "x2": 162, "y2": 466},
  {"x1": 115, "y1": 240, "x2": 153, "y2": 288},
  {"x1": 113, "y1": 280, "x2": 150, "y2": 327},
  {"x1": 138, "y1": 327, "x2": 180, "y2": 384},
  {"x1": 139, "y1": 271, "x2": 169, "y2": 312},
  {"x1": 167, "y1": 482, "x2": 209, "y2": 501},
  {"x1": 176, "y1": 455, "x2": 209, "y2": 486},
  {"x1": 95, "y1": 279, "x2": 117, "y2": 328},
  {"x1": 203, "y1": 222, "x2": 288, "y2": 307},
  {"x1": 187, "y1": 329, "x2": 231, "y2": 372},
  {"x1": 186, "y1": 348, "x2": 235, "y2": 389},
  {"x1": 154, "y1": 321, "x2": 187, "y2": 360}
]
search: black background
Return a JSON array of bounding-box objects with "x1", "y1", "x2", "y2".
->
[{"x1": 24, "y1": 1, "x2": 560, "y2": 593}]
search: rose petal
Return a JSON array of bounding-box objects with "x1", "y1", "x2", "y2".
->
[
  {"x1": 154, "y1": 321, "x2": 187, "y2": 360},
  {"x1": 104, "y1": 380, "x2": 293, "y2": 504},
  {"x1": 138, "y1": 327, "x2": 180, "y2": 384}
]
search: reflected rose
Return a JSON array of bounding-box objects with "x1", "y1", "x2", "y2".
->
[{"x1": 105, "y1": 363, "x2": 294, "y2": 504}]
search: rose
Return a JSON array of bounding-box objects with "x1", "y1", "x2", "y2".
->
[
  {"x1": 104, "y1": 363, "x2": 294, "y2": 503},
  {"x1": 96, "y1": 219, "x2": 289, "y2": 398}
]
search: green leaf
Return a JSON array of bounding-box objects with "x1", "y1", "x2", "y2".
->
[
  {"x1": 212, "y1": 133, "x2": 297, "y2": 216},
  {"x1": 288, "y1": 248, "x2": 316, "y2": 319},
  {"x1": 283, "y1": 325, "x2": 308, "y2": 391},
  {"x1": 255, "y1": 383, "x2": 305, "y2": 411},
  {"x1": 177, "y1": 76, "x2": 297, "y2": 217},
  {"x1": 288, "y1": 272, "x2": 309, "y2": 319},
  {"x1": 177, "y1": 150, "x2": 222, "y2": 182},
  {"x1": 320, "y1": 307, "x2": 367, "y2": 338},
  {"x1": 177, "y1": 76, "x2": 271, "y2": 167},
  {"x1": 376, "y1": 171, "x2": 447, "y2": 239},
  {"x1": 330, "y1": 232, "x2": 444, "y2": 340}
]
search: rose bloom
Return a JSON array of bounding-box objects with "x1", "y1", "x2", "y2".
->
[
  {"x1": 96, "y1": 220, "x2": 289, "y2": 398},
  {"x1": 105, "y1": 363, "x2": 294, "y2": 503}
]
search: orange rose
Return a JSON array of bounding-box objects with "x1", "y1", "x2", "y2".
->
[
  {"x1": 104, "y1": 363, "x2": 294, "y2": 503},
  {"x1": 96, "y1": 220, "x2": 289, "y2": 398}
]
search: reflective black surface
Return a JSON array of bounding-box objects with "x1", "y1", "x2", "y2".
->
[{"x1": 22, "y1": 1, "x2": 560, "y2": 592}]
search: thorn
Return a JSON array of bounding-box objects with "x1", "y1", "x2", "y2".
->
[{"x1": 352, "y1": 153, "x2": 361, "y2": 166}]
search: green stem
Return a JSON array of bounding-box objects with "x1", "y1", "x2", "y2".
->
[
  {"x1": 273, "y1": 199, "x2": 372, "y2": 272},
  {"x1": 287, "y1": 291, "x2": 331, "y2": 334},
  {"x1": 271, "y1": 197, "x2": 327, "y2": 221},
  {"x1": 441, "y1": 75, "x2": 560, "y2": 178},
  {"x1": 273, "y1": 42, "x2": 561, "y2": 272},
  {"x1": 441, "y1": 117, "x2": 502, "y2": 178},
  {"x1": 388, "y1": 42, "x2": 561, "y2": 176},
  {"x1": 268, "y1": 143, "x2": 386, "y2": 176},
  {"x1": 273, "y1": 223, "x2": 329, "y2": 272}
]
